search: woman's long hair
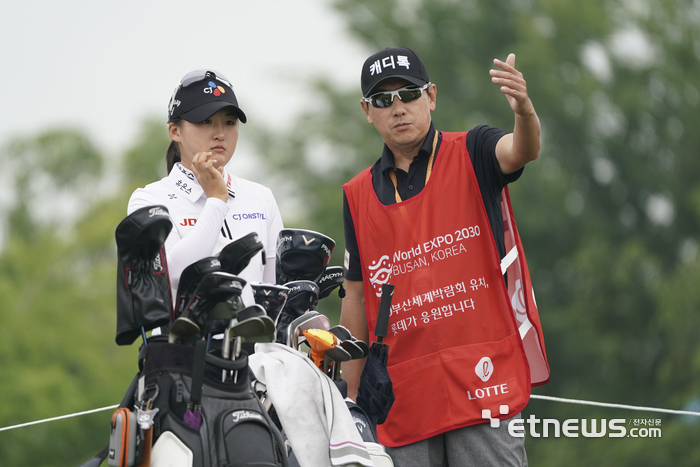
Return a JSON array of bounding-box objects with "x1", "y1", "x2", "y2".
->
[{"x1": 166, "y1": 119, "x2": 182, "y2": 173}]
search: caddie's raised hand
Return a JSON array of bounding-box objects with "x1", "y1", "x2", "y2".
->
[{"x1": 490, "y1": 53, "x2": 535, "y2": 117}]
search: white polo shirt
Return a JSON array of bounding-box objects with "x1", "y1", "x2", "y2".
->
[{"x1": 128, "y1": 163, "x2": 283, "y2": 306}]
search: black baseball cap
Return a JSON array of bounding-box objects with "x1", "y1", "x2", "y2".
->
[
  {"x1": 361, "y1": 47, "x2": 430, "y2": 97},
  {"x1": 168, "y1": 69, "x2": 247, "y2": 123}
]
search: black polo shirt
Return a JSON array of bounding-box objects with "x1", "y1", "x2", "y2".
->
[{"x1": 343, "y1": 122, "x2": 522, "y2": 281}]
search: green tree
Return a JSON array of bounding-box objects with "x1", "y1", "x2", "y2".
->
[
  {"x1": 0, "y1": 129, "x2": 142, "y2": 465},
  {"x1": 122, "y1": 117, "x2": 171, "y2": 191}
]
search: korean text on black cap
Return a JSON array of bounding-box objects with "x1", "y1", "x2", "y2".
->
[{"x1": 360, "y1": 47, "x2": 430, "y2": 97}]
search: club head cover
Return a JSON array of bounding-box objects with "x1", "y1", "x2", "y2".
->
[
  {"x1": 274, "y1": 280, "x2": 320, "y2": 344},
  {"x1": 251, "y1": 282, "x2": 290, "y2": 321},
  {"x1": 317, "y1": 266, "x2": 345, "y2": 300},
  {"x1": 115, "y1": 205, "x2": 173, "y2": 345},
  {"x1": 116, "y1": 205, "x2": 172, "y2": 258},
  {"x1": 303, "y1": 328, "x2": 337, "y2": 369},
  {"x1": 184, "y1": 272, "x2": 246, "y2": 335},
  {"x1": 283, "y1": 280, "x2": 321, "y2": 316},
  {"x1": 174, "y1": 257, "x2": 222, "y2": 322},
  {"x1": 276, "y1": 229, "x2": 335, "y2": 284},
  {"x1": 219, "y1": 232, "x2": 264, "y2": 275}
]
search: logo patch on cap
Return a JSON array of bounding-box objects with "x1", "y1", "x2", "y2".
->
[
  {"x1": 361, "y1": 47, "x2": 429, "y2": 97},
  {"x1": 368, "y1": 55, "x2": 411, "y2": 76},
  {"x1": 204, "y1": 81, "x2": 226, "y2": 96}
]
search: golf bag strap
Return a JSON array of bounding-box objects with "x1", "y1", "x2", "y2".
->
[
  {"x1": 120, "y1": 373, "x2": 140, "y2": 408},
  {"x1": 138, "y1": 343, "x2": 149, "y2": 372},
  {"x1": 191, "y1": 340, "x2": 207, "y2": 405}
]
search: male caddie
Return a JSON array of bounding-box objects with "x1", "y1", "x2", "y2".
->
[{"x1": 340, "y1": 47, "x2": 550, "y2": 466}]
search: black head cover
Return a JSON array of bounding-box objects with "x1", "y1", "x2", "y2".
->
[
  {"x1": 317, "y1": 266, "x2": 345, "y2": 300},
  {"x1": 175, "y1": 257, "x2": 222, "y2": 319},
  {"x1": 115, "y1": 205, "x2": 173, "y2": 345},
  {"x1": 282, "y1": 280, "x2": 321, "y2": 317},
  {"x1": 274, "y1": 280, "x2": 320, "y2": 344},
  {"x1": 185, "y1": 271, "x2": 246, "y2": 336},
  {"x1": 219, "y1": 232, "x2": 264, "y2": 275},
  {"x1": 251, "y1": 282, "x2": 290, "y2": 321},
  {"x1": 276, "y1": 229, "x2": 335, "y2": 284}
]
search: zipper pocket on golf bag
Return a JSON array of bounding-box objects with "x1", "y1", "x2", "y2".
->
[
  {"x1": 214, "y1": 401, "x2": 286, "y2": 467},
  {"x1": 151, "y1": 375, "x2": 208, "y2": 467},
  {"x1": 108, "y1": 408, "x2": 143, "y2": 467}
]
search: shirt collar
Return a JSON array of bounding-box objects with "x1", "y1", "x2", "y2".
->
[
  {"x1": 168, "y1": 163, "x2": 235, "y2": 202},
  {"x1": 379, "y1": 121, "x2": 436, "y2": 174},
  {"x1": 168, "y1": 164, "x2": 205, "y2": 202}
]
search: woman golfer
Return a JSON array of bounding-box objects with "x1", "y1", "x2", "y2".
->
[{"x1": 128, "y1": 69, "x2": 283, "y2": 310}]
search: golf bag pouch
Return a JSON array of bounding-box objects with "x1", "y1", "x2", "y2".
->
[
  {"x1": 108, "y1": 408, "x2": 143, "y2": 467},
  {"x1": 140, "y1": 342, "x2": 288, "y2": 467},
  {"x1": 116, "y1": 205, "x2": 173, "y2": 345},
  {"x1": 214, "y1": 397, "x2": 286, "y2": 466}
]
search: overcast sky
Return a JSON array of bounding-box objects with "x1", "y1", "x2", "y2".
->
[{"x1": 0, "y1": 0, "x2": 370, "y2": 155}]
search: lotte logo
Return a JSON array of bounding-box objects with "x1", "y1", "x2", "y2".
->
[{"x1": 475, "y1": 356, "x2": 494, "y2": 382}]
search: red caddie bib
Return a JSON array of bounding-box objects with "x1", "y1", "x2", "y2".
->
[{"x1": 343, "y1": 131, "x2": 549, "y2": 447}]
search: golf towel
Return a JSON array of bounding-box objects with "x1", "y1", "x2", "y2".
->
[{"x1": 250, "y1": 343, "x2": 374, "y2": 467}]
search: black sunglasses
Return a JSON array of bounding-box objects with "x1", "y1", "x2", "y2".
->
[
  {"x1": 179, "y1": 69, "x2": 233, "y2": 89},
  {"x1": 363, "y1": 82, "x2": 431, "y2": 109}
]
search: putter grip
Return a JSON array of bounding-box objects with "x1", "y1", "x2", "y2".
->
[{"x1": 375, "y1": 284, "x2": 395, "y2": 338}]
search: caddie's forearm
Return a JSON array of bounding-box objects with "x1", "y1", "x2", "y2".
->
[
  {"x1": 340, "y1": 280, "x2": 369, "y2": 401},
  {"x1": 341, "y1": 358, "x2": 367, "y2": 402},
  {"x1": 512, "y1": 102, "x2": 541, "y2": 164}
]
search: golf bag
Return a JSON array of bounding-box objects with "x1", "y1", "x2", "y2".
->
[
  {"x1": 115, "y1": 205, "x2": 173, "y2": 346},
  {"x1": 81, "y1": 338, "x2": 289, "y2": 467},
  {"x1": 137, "y1": 340, "x2": 288, "y2": 467},
  {"x1": 86, "y1": 207, "x2": 287, "y2": 467}
]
